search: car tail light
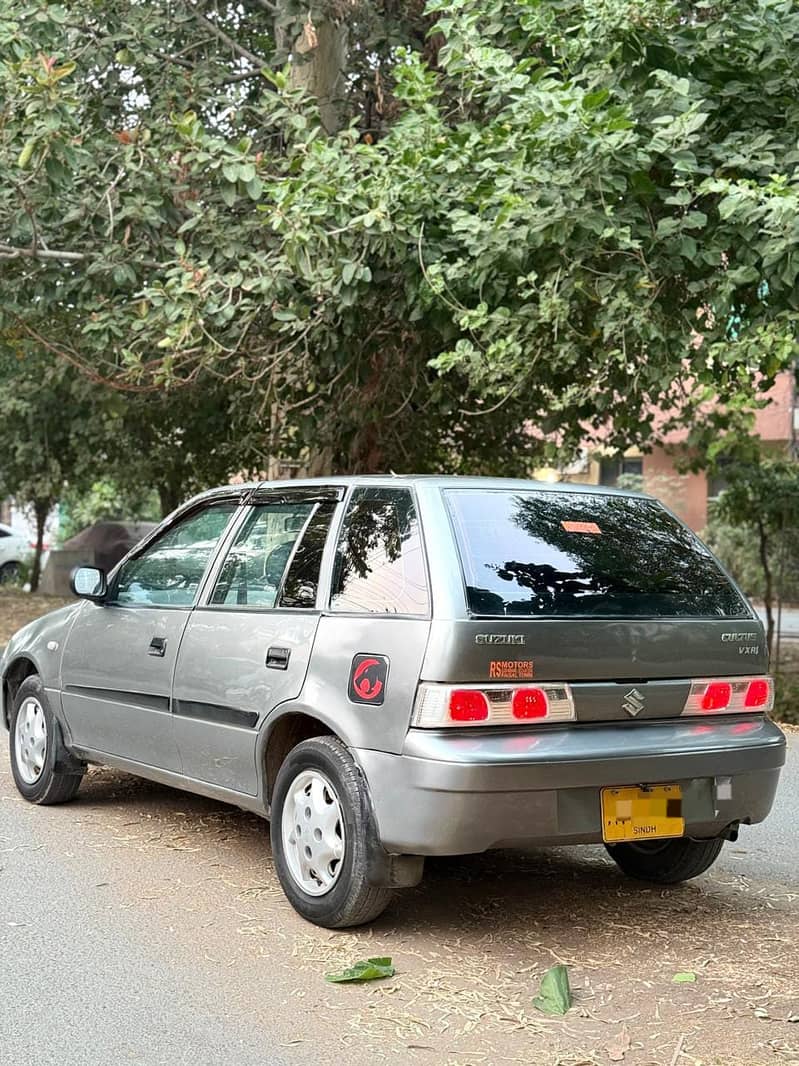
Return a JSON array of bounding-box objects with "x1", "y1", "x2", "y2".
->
[
  {"x1": 412, "y1": 683, "x2": 575, "y2": 728},
  {"x1": 744, "y1": 678, "x2": 770, "y2": 708},
  {"x1": 511, "y1": 687, "x2": 549, "y2": 719},
  {"x1": 702, "y1": 681, "x2": 732, "y2": 711},
  {"x1": 682, "y1": 676, "x2": 774, "y2": 716},
  {"x1": 449, "y1": 689, "x2": 489, "y2": 722}
]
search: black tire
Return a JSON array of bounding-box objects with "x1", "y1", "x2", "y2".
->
[
  {"x1": 0, "y1": 561, "x2": 21, "y2": 584},
  {"x1": 606, "y1": 836, "x2": 724, "y2": 885},
  {"x1": 9, "y1": 675, "x2": 84, "y2": 804},
  {"x1": 270, "y1": 736, "x2": 392, "y2": 928}
]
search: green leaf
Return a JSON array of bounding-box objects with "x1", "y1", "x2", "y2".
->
[
  {"x1": 533, "y1": 965, "x2": 572, "y2": 1015},
  {"x1": 52, "y1": 61, "x2": 76, "y2": 81},
  {"x1": 342, "y1": 262, "x2": 357, "y2": 285},
  {"x1": 672, "y1": 972, "x2": 697, "y2": 983},
  {"x1": 246, "y1": 176, "x2": 262, "y2": 200},
  {"x1": 325, "y1": 957, "x2": 395, "y2": 984},
  {"x1": 583, "y1": 88, "x2": 610, "y2": 111},
  {"x1": 17, "y1": 139, "x2": 35, "y2": 169},
  {"x1": 629, "y1": 171, "x2": 656, "y2": 197}
]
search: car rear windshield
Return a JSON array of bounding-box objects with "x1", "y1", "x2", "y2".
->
[{"x1": 445, "y1": 489, "x2": 749, "y2": 619}]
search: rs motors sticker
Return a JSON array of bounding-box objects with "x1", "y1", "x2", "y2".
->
[{"x1": 348, "y1": 654, "x2": 389, "y2": 705}]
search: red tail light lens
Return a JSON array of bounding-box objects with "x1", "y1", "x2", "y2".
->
[
  {"x1": 701, "y1": 682, "x2": 732, "y2": 711},
  {"x1": 683, "y1": 676, "x2": 774, "y2": 715},
  {"x1": 512, "y1": 687, "x2": 549, "y2": 719},
  {"x1": 413, "y1": 683, "x2": 576, "y2": 728},
  {"x1": 744, "y1": 678, "x2": 771, "y2": 708},
  {"x1": 448, "y1": 689, "x2": 489, "y2": 722}
]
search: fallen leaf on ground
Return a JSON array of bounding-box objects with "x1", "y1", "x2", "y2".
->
[
  {"x1": 325, "y1": 957, "x2": 395, "y2": 983},
  {"x1": 672, "y1": 972, "x2": 697, "y2": 983},
  {"x1": 533, "y1": 964, "x2": 572, "y2": 1015}
]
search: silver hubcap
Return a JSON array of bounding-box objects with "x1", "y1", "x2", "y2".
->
[
  {"x1": 14, "y1": 698, "x2": 47, "y2": 785},
  {"x1": 281, "y1": 769, "x2": 345, "y2": 896}
]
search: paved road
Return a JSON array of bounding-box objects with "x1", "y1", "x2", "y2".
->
[
  {"x1": 754, "y1": 604, "x2": 799, "y2": 639},
  {"x1": 714, "y1": 730, "x2": 798, "y2": 885},
  {"x1": 0, "y1": 781, "x2": 290, "y2": 1066}
]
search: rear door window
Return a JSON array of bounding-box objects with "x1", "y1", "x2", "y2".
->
[
  {"x1": 210, "y1": 500, "x2": 336, "y2": 609},
  {"x1": 445, "y1": 489, "x2": 749, "y2": 619},
  {"x1": 330, "y1": 487, "x2": 429, "y2": 615}
]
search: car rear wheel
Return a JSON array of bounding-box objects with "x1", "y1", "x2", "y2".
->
[
  {"x1": 270, "y1": 736, "x2": 392, "y2": 928},
  {"x1": 9, "y1": 676, "x2": 84, "y2": 804},
  {"x1": 605, "y1": 836, "x2": 724, "y2": 884}
]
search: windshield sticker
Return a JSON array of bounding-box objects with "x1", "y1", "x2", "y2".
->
[
  {"x1": 561, "y1": 520, "x2": 602, "y2": 534},
  {"x1": 489, "y1": 660, "x2": 534, "y2": 680},
  {"x1": 348, "y1": 654, "x2": 389, "y2": 705}
]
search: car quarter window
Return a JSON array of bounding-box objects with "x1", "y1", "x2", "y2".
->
[
  {"x1": 210, "y1": 499, "x2": 336, "y2": 609},
  {"x1": 329, "y1": 487, "x2": 429, "y2": 615},
  {"x1": 111, "y1": 503, "x2": 237, "y2": 608}
]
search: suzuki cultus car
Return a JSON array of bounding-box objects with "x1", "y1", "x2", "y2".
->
[{"x1": 1, "y1": 478, "x2": 785, "y2": 926}]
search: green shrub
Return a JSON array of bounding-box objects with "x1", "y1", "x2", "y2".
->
[
  {"x1": 703, "y1": 518, "x2": 799, "y2": 603},
  {"x1": 772, "y1": 672, "x2": 799, "y2": 725}
]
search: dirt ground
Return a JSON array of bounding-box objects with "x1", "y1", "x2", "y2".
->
[
  {"x1": 31, "y1": 766, "x2": 794, "y2": 1066},
  {"x1": 0, "y1": 588, "x2": 71, "y2": 644}
]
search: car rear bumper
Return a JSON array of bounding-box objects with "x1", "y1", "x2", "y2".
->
[{"x1": 355, "y1": 717, "x2": 786, "y2": 856}]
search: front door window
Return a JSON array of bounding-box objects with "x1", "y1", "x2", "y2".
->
[{"x1": 111, "y1": 504, "x2": 237, "y2": 607}]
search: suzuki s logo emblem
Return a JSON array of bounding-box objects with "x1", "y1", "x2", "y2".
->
[{"x1": 622, "y1": 688, "x2": 646, "y2": 718}]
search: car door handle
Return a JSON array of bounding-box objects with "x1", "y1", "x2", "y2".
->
[
  {"x1": 266, "y1": 646, "x2": 290, "y2": 670},
  {"x1": 148, "y1": 637, "x2": 167, "y2": 657}
]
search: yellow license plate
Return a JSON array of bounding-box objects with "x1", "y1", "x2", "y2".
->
[{"x1": 601, "y1": 784, "x2": 684, "y2": 844}]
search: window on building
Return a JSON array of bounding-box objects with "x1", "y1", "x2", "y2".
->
[{"x1": 599, "y1": 457, "x2": 643, "y2": 487}]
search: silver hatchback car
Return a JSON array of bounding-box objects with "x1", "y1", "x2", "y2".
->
[{"x1": 1, "y1": 477, "x2": 785, "y2": 927}]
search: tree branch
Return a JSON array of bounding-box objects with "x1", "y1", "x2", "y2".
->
[
  {"x1": 194, "y1": 11, "x2": 267, "y2": 68},
  {"x1": 0, "y1": 243, "x2": 85, "y2": 262}
]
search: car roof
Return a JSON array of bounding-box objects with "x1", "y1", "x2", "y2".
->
[{"x1": 191, "y1": 474, "x2": 647, "y2": 506}]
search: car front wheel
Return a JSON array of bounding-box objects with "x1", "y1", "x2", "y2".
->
[
  {"x1": 606, "y1": 836, "x2": 724, "y2": 884},
  {"x1": 270, "y1": 736, "x2": 392, "y2": 928},
  {"x1": 9, "y1": 676, "x2": 84, "y2": 804}
]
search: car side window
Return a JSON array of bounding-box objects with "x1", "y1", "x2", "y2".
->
[
  {"x1": 210, "y1": 500, "x2": 335, "y2": 609},
  {"x1": 111, "y1": 504, "x2": 237, "y2": 608},
  {"x1": 330, "y1": 487, "x2": 429, "y2": 615}
]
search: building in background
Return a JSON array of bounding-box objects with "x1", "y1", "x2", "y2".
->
[{"x1": 539, "y1": 370, "x2": 798, "y2": 532}]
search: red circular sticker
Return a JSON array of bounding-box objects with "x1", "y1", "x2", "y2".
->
[{"x1": 348, "y1": 654, "x2": 388, "y2": 705}]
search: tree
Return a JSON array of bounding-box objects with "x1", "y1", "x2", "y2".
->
[
  {"x1": 711, "y1": 454, "x2": 799, "y2": 655},
  {"x1": 0, "y1": 347, "x2": 102, "y2": 589},
  {"x1": 1, "y1": 0, "x2": 799, "y2": 474}
]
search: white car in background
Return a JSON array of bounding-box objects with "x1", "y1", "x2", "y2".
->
[{"x1": 0, "y1": 523, "x2": 33, "y2": 583}]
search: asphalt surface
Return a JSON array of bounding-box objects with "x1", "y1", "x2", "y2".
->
[
  {"x1": 754, "y1": 604, "x2": 799, "y2": 638},
  {"x1": 0, "y1": 783, "x2": 289, "y2": 1066},
  {"x1": 713, "y1": 730, "x2": 798, "y2": 886},
  {"x1": 0, "y1": 734, "x2": 796, "y2": 1066}
]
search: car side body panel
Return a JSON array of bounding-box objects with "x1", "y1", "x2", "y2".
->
[
  {"x1": 172, "y1": 606, "x2": 322, "y2": 794},
  {"x1": 297, "y1": 614, "x2": 431, "y2": 755}
]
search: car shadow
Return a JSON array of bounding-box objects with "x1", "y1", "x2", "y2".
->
[{"x1": 73, "y1": 766, "x2": 773, "y2": 940}]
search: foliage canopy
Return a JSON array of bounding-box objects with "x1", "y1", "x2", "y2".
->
[{"x1": 1, "y1": 0, "x2": 798, "y2": 472}]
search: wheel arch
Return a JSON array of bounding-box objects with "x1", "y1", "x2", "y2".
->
[
  {"x1": 261, "y1": 708, "x2": 339, "y2": 808},
  {"x1": 2, "y1": 656, "x2": 40, "y2": 729}
]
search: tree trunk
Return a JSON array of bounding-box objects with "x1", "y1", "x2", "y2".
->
[
  {"x1": 157, "y1": 484, "x2": 182, "y2": 518},
  {"x1": 29, "y1": 498, "x2": 50, "y2": 594},
  {"x1": 287, "y1": 13, "x2": 348, "y2": 135},
  {"x1": 756, "y1": 515, "x2": 775, "y2": 657}
]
